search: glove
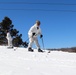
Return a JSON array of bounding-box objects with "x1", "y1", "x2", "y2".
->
[
  {"x1": 32, "y1": 33, "x2": 36, "y2": 36},
  {"x1": 40, "y1": 35, "x2": 43, "y2": 38}
]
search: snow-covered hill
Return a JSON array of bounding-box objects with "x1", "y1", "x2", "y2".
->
[{"x1": 0, "y1": 46, "x2": 76, "y2": 75}]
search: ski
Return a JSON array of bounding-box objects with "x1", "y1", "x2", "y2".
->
[{"x1": 7, "y1": 47, "x2": 14, "y2": 49}]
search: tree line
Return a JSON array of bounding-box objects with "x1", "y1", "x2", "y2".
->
[
  {"x1": 48, "y1": 47, "x2": 76, "y2": 53},
  {"x1": 0, "y1": 16, "x2": 28, "y2": 47}
]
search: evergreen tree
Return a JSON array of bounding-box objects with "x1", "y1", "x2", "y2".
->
[{"x1": 0, "y1": 16, "x2": 28, "y2": 47}]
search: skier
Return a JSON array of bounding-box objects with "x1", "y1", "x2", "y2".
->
[
  {"x1": 28, "y1": 20, "x2": 43, "y2": 52},
  {"x1": 6, "y1": 30, "x2": 13, "y2": 48}
]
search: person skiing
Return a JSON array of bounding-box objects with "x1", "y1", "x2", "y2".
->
[
  {"x1": 6, "y1": 30, "x2": 13, "y2": 48},
  {"x1": 28, "y1": 20, "x2": 43, "y2": 52}
]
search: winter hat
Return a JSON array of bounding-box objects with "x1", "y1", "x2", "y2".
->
[{"x1": 36, "y1": 20, "x2": 41, "y2": 25}]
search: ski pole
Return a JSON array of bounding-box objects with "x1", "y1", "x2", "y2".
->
[
  {"x1": 41, "y1": 37, "x2": 45, "y2": 50},
  {"x1": 14, "y1": 38, "x2": 29, "y2": 51},
  {"x1": 25, "y1": 38, "x2": 29, "y2": 42}
]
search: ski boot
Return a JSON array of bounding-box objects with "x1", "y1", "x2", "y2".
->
[
  {"x1": 38, "y1": 48, "x2": 44, "y2": 52},
  {"x1": 28, "y1": 47, "x2": 34, "y2": 52},
  {"x1": 7, "y1": 46, "x2": 13, "y2": 49}
]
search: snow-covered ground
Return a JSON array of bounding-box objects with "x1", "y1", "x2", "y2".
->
[{"x1": 0, "y1": 46, "x2": 76, "y2": 75}]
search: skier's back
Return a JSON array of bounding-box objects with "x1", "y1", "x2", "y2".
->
[{"x1": 6, "y1": 30, "x2": 13, "y2": 48}]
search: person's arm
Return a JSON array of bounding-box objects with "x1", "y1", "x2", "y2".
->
[
  {"x1": 28, "y1": 25, "x2": 35, "y2": 37},
  {"x1": 39, "y1": 28, "x2": 43, "y2": 38},
  {"x1": 6, "y1": 32, "x2": 11, "y2": 39}
]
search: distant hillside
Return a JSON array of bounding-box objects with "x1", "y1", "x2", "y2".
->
[{"x1": 48, "y1": 47, "x2": 76, "y2": 53}]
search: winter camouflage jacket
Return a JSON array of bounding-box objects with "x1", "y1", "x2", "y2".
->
[
  {"x1": 6, "y1": 32, "x2": 12, "y2": 41},
  {"x1": 28, "y1": 24, "x2": 42, "y2": 38}
]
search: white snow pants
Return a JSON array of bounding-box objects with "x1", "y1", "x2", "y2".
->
[
  {"x1": 8, "y1": 39, "x2": 13, "y2": 47},
  {"x1": 28, "y1": 36, "x2": 40, "y2": 49}
]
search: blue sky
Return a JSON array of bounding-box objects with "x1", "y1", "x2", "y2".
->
[{"x1": 0, "y1": 0, "x2": 76, "y2": 49}]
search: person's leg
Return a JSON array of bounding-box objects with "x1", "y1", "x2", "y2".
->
[
  {"x1": 28, "y1": 37, "x2": 34, "y2": 52},
  {"x1": 8, "y1": 40, "x2": 10, "y2": 47},
  {"x1": 34, "y1": 37, "x2": 43, "y2": 52},
  {"x1": 7, "y1": 40, "x2": 13, "y2": 48},
  {"x1": 10, "y1": 40, "x2": 13, "y2": 48},
  {"x1": 34, "y1": 37, "x2": 40, "y2": 49}
]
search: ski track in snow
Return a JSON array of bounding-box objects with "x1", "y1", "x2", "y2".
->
[{"x1": 0, "y1": 46, "x2": 76, "y2": 75}]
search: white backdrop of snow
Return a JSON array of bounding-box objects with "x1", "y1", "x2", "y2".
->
[{"x1": 0, "y1": 46, "x2": 76, "y2": 75}]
